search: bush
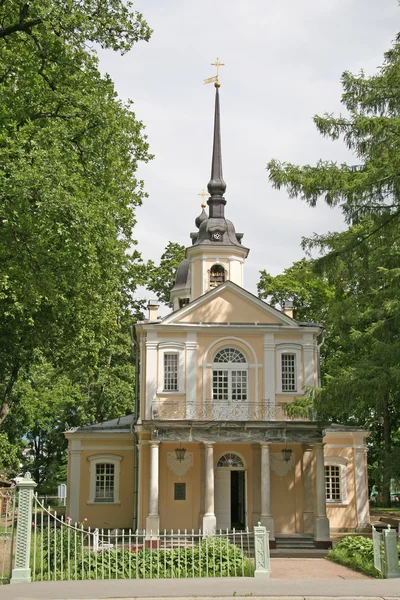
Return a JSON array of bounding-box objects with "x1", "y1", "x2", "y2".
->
[
  {"x1": 327, "y1": 536, "x2": 400, "y2": 578},
  {"x1": 31, "y1": 535, "x2": 254, "y2": 580}
]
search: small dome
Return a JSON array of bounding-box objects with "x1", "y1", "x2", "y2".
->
[{"x1": 195, "y1": 207, "x2": 208, "y2": 229}]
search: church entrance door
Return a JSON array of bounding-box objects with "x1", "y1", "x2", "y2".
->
[{"x1": 215, "y1": 453, "x2": 246, "y2": 530}]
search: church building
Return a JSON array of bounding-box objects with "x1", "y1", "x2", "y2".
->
[{"x1": 65, "y1": 81, "x2": 370, "y2": 548}]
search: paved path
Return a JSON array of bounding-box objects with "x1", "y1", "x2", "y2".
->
[{"x1": 2, "y1": 559, "x2": 399, "y2": 600}]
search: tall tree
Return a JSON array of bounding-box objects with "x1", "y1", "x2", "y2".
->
[
  {"x1": 266, "y1": 32, "x2": 400, "y2": 504},
  {"x1": 0, "y1": 1, "x2": 152, "y2": 424},
  {"x1": 143, "y1": 242, "x2": 186, "y2": 306}
]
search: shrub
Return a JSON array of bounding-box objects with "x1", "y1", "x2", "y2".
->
[
  {"x1": 327, "y1": 535, "x2": 400, "y2": 578},
  {"x1": 31, "y1": 535, "x2": 254, "y2": 580}
]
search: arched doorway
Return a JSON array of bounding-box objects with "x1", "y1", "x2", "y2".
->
[{"x1": 215, "y1": 453, "x2": 246, "y2": 530}]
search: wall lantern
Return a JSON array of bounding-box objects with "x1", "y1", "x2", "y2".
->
[
  {"x1": 175, "y1": 444, "x2": 186, "y2": 462},
  {"x1": 281, "y1": 447, "x2": 293, "y2": 463}
]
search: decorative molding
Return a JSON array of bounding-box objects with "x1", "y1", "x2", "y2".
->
[
  {"x1": 270, "y1": 452, "x2": 295, "y2": 478},
  {"x1": 167, "y1": 452, "x2": 193, "y2": 476}
]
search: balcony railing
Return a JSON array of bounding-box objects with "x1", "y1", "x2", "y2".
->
[{"x1": 151, "y1": 399, "x2": 316, "y2": 422}]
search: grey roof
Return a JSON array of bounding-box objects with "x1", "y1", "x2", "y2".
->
[
  {"x1": 195, "y1": 208, "x2": 208, "y2": 229},
  {"x1": 73, "y1": 414, "x2": 136, "y2": 433},
  {"x1": 171, "y1": 258, "x2": 190, "y2": 292}
]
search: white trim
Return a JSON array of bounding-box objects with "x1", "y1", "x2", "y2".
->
[
  {"x1": 69, "y1": 446, "x2": 81, "y2": 523},
  {"x1": 276, "y1": 344, "x2": 302, "y2": 394},
  {"x1": 79, "y1": 446, "x2": 134, "y2": 451},
  {"x1": 157, "y1": 342, "x2": 185, "y2": 394},
  {"x1": 353, "y1": 446, "x2": 370, "y2": 526},
  {"x1": 145, "y1": 334, "x2": 158, "y2": 419},
  {"x1": 87, "y1": 454, "x2": 123, "y2": 505},
  {"x1": 263, "y1": 334, "x2": 275, "y2": 404},
  {"x1": 161, "y1": 280, "x2": 298, "y2": 327},
  {"x1": 324, "y1": 457, "x2": 348, "y2": 504},
  {"x1": 185, "y1": 333, "x2": 197, "y2": 417}
]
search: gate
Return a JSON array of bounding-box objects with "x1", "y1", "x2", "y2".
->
[{"x1": 0, "y1": 485, "x2": 16, "y2": 584}]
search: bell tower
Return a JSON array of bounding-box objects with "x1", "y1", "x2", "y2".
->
[{"x1": 170, "y1": 65, "x2": 249, "y2": 310}]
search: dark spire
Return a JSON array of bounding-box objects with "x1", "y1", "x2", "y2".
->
[{"x1": 207, "y1": 84, "x2": 226, "y2": 218}]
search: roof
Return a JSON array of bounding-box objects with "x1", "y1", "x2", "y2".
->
[{"x1": 69, "y1": 414, "x2": 136, "y2": 434}]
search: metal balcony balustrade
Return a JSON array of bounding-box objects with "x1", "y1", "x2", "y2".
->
[{"x1": 151, "y1": 399, "x2": 315, "y2": 422}]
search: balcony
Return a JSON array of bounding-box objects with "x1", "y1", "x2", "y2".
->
[{"x1": 151, "y1": 399, "x2": 315, "y2": 422}]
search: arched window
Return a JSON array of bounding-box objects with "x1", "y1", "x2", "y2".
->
[
  {"x1": 217, "y1": 453, "x2": 244, "y2": 468},
  {"x1": 210, "y1": 264, "x2": 225, "y2": 288},
  {"x1": 213, "y1": 347, "x2": 247, "y2": 401}
]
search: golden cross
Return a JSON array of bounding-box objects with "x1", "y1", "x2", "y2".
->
[
  {"x1": 204, "y1": 58, "x2": 225, "y2": 86},
  {"x1": 211, "y1": 58, "x2": 225, "y2": 79},
  {"x1": 198, "y1": 189, "x2": 208, "y2": 208}
]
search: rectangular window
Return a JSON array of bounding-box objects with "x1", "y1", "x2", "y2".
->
[
  {"x1": 164, "y1": 353, "x2": 178, "y2": 391},
  {"x1": 213, "y1": 370, "x2": 229, "y2": 400},
  {"x1": 95, "y1": 463, "x2": 115, "y2": 502},
  {"x1": 281, "y1": 353, "x2": 296, "y2": 392},
  {"x1": 174, "y1": 482, "x2": 186, "y2": 500},
  {"x1": 231, "y1": 370, "x2": 247, "y2": 401},
  {"x1": 325, "y1": 465, "x2": 341, "y2": 501}
]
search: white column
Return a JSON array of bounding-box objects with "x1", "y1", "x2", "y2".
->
[
  {"x1": 303, "y1": 334, "x2": 315, "y2": 387},
  {"x1": 202, "y1": 442, "x2": 216, "y2": 534},
  {"x1": 314, "y1": 443, "x2": 330, "y2": 542},
  {"x1": 354, "y1": 445, "x2": 370, "y2": 529},
  {"x1": 69, "y1": 439, "x2": 81, "y2": 523},
  {"x1": 146, "y1": 441, "x2": 160, "y2": 534},
  {"x1": 145, "y1": 333, "x2": 158, "y2": 420},
  {"x1": 302, "y1": 444, "x2": 314, "y2": 533},
  {"x1": 186, "y1": 333, "x2": 197, "y2": 418},
  {"x1": 260, "y1": 443, "x2": 274, "y2": 540},
  {"x1": 263, "y1": 334, "x2": 275, "y2": 414}
]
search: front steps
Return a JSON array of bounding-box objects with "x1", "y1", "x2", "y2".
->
[{"x1": 271, "y1": 534, "x2": 329, "y2": 558}]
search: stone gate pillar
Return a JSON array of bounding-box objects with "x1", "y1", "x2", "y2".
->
[{"x1": 11, "y1": 472, "x2": 37, "y2": 584}]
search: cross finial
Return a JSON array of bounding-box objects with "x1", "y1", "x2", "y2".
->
[
  {"x1": 204, "y1": 57, "x2": 225, "y2": 87},
  {"x1": 198, "y1": 189, "x2": 208, "y2": 208}
]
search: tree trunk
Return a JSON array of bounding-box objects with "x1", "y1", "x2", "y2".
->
[
  {"x1": 382, "y1": 397, "x2": 392, "y2": 507},
  {"x1": 0, "y1": 364, "x2": 20, "y2": 425}
]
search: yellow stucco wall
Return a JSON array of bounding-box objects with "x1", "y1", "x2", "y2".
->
[
  {"x1": 75, "y1": 439, "x2": 135, "y2": 530},
  {"x1": 180, "y1": 289, "x2": 282, "y2": 324}
]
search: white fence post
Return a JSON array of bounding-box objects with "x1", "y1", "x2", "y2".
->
[
  {"x1": 10, "y1": 472, "x2": 37, "y2": 585},
  {"x1": 383, "y1": 526, "x2": 400, "y2": 579},
  {"x1": 253, "y1": 522, "x2": 270, "y2": 578}
]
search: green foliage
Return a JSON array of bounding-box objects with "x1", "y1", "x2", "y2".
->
[
  {"x1": 264, "y1": 30, "x2": 400, "y2": 506},
  {"x1": 0, "y1": 1, "x2": 152, "y2": 488},
  {"x1": 142, "y1": 242, "x2": 186, "y2": 306},
  {"x1": 0, "y1": 0, "x2": 152, "y2": 424},
  {"x1": 327, "y1": 535, "x2": 400, "y2": 578},
  {"x1": 0, "y1": 433, "x2": 20, "y2": 478},
  {"x1": 31, "y1": 536, "x2": 254, "y2": 581}
]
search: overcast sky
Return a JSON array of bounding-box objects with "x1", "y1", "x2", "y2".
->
[{"x1": 98, "y1": 0, "x2": 399, "y2": 307}]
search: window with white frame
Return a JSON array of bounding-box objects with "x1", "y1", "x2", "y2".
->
[
  {"x1": 164, "y1": 353, "x2": 178, "y2": 391},
  {"x1": 88, "y1": 455, "x2": 122, "y2": 504},
  {"x1": 324, "y1": 457, "x2": 348, "y2": 504},
  {"x1": 212, "y1": 348, "x2": 247, "y2": 401},
  {"x1": 276, "y1": 345, "x2": 302, "y2": 394},
  {"x1": 325, "y1": 465, "x2": 341, "y2": 501},
  {"x1": 95, "y1": 463, "x2": 115, "y2": 502},
  {"x1": 157, "y1": 342, "x2": 185, "y2": 394},
  {"x1": 281, "y1": 353, "x2": 296, "y2": 392}
]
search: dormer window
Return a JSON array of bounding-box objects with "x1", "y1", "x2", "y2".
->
[
  {"x1": 179, "y1": 298, "x2": 190, "y2": 309},
  {"x1": 210, "y1": 264, "x2": 225, "y2": 288}
]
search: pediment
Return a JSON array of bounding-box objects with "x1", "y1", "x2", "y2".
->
[{"x1": 161, "y1": 282, "x2": 296, "y2": 326}]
